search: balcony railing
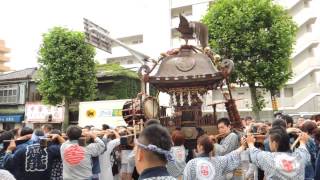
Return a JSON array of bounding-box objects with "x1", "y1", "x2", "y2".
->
[
  {"x1": 274, "y1": 0, "x2": 302, "y2": 11},
  {"x1": 291, "y1": 40, "x2": 319, "y2": 59},
  {"x1": 292, "y1": 57, "x2": 320, "y2": 77}
]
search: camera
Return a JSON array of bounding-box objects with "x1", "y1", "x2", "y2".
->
[
  {"x1": 120, "y1": 136, "x2": 129, "y2": 146},
  {"x1": 119, "y1": 129, "x2": 135, "y2": 150},
  {"x1": 250, "y1": 126, "x2": 258, "y2": 133}
]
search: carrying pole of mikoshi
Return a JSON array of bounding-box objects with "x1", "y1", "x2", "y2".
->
[
  {"x1": 133, "y1": 120, "x2": 137, "y2": 140},
  {"x1": 140, "y1": 119, "x2": 144, "y2": 131}
]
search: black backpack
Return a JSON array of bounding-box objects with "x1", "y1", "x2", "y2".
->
[{"x1": 110, "y1": 147, "x2": 120, "y2": 176}]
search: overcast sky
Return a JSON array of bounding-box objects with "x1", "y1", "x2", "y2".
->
[{"x1": 0, "y1": 0, "x2": 152, "y2": 70}]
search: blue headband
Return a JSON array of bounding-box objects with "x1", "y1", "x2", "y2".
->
[{"x1": 135, "y1": 140, "x2": 174, "y2": 162}]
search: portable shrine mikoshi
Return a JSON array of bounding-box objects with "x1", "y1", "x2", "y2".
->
[{"x1": 122, "y1": 15, "x2": 242, "y2": 149}]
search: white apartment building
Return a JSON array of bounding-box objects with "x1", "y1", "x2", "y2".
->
[{"x1": 105, "y1": 0, "x2": 320, "y2": 120}]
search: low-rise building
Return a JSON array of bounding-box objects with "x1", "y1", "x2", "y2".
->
[
  {"x1": 0, "y1": 68, "x2": 38, "y2": 130},
  {"x1": 0, "y1": 64, "x2": 141, "y2": 129}
]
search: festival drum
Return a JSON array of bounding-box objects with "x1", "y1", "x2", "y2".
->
[
  {"x1": 142, "y1": 96, "x2": 159, "y2": 120},
  {"x1": 122, "y1": 96, "x2": 159, "y2": 125},
  {"x1": 122, "y1": 99, "x2": 143, "y2": 125}
]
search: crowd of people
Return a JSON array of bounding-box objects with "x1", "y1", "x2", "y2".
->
[{"x1": 0, "y1": 114, "x2": 319, "y2": 180}]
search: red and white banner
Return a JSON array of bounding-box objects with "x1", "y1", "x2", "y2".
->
[{"x1": 25, "y1": 102, "x2": 64, "y2": 122}]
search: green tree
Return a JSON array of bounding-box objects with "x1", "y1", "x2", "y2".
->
[
  {"x1": 95, "y1": 63, "x2": 158, "y2": 100},
  {"x1": 95, "y1": 63, "x2": 141, "y2": 100},
  {"x1": 38, "y1": 27, "x2": 97, "y2": 130},
  {"x1": 202, "y1": 0, "x2": 297, "y2": 120}
]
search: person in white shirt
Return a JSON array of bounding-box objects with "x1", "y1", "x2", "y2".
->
[
  {"x1": 98, "y1": 129, "x2": 121, "y2": 180},
  {"x1": 0, "y1": 169, "x2": 16, "y2": 180},
  {"x1": 183, "y1": 134, "x2": 246, "y2": 180},
  {"x1": 60, "y1": 126, "x2": 105, "y2": 180},
  {"x1": 214, "y1": 118, "x2": 239, "y2": 156},
  {"x1": 166, "y1": 130, "x2": 187, "y2": 179}
]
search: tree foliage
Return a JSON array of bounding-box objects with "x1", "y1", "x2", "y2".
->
[
  {"x1": 96, "y1": 63, "x2": 140, "y2": 100},
  {"x1": 38, "y1": 27, "x2": 97, "y2": 128},
  {"x1": 96, "y1": 63, "x2": 139, "y2": 79},
  {"x1": 95, "y1": 63, "x2": 158, "y2": 100},
  {"x1": 202, "y1": 0, "x2": 297, "y2": 118}
]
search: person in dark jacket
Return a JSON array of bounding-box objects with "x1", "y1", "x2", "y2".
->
[
  {"x1": 0, "y1": 131, "x2": 14, "y2": 169},
  {"x1": 49, "y1": 129, "x2": 64, "y2": 180},
  {"x1": 312, "y1": 128, "x2": 320, "y2": 180},
  {"x1": 4, "y1": 129, "x2": 64, "y2": 180},
  {"x1": 135, "y1": 124, "x2": 175, "y2": 180},
  {"x1": 15, "y1": 127, "x2": 34, "y2": 151},
  {"x1": 301, "y1": 121, "x2": 317, "y2": 180}
]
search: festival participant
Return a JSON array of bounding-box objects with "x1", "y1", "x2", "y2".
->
[
  {"x1": 311, "y1": 114, "x2": 320, "y2": 123},
  {"x1": 244, "y1": 116, "x2": 254, "y2": 133},
  {"x1": 89, "y1": 127, "x2": 103, "y2": 180},
  {"x1": 213, "y1": 118, "x2": 239, "y2": 156},
  {"x1": 301, "y1": 120, "x2": 317, "y2": 180},
  {"x1": 119, "y1": 128, "x2": 135, "y2": 180},
  {"x1": 126, "y1": 119, "x2": 162, "y2": 180},
  {"x1": 282, "y1": 115, "x2": 294, "y2": 128},
  {"x1": 134, "y1": 124, "x2": 175, "y2": 180},
  {"x1": 296, "y1": 117, "x2": 305, "y2": 128},
  {"x1": 241, "y1": 118, "x2": 246, "y2": 131},
  {"x1": 0, "y1": 169, "x2": 16, "y2": 180},
  {"x1": 1, "y1": 129, "x2": 33, "y2": 175},
  {"x1": 264, "y1": 119, "x2": 287, "y2": 151},
  {"x1": 0, "y1": 131, "x2": 14, "y2": 169},
  {"x1": 60, "y1": 125, "x2": 105, "y2": 180},
  {"x1": 15, "y1": 127, "x2": 34, "y2": 150},
  {"x1": 183, "y1": 135, "x2": 246, "y2": 180},
  {"x1": 3, "y1": 129, "x2": 64, "y2": 180},
  {"x1": 102, "y1": 124, "x2": 110, "y2": 131},
  {"x1": 10, "y1": 128, "x2": 19, "y2": 140},
  {"x1": 274, "y1": 111, "x2": 284, "y2": 119},
  {"x1": 313, "y1": 128, "x2": 320, "y2": 180},
  {"x1": 42, "y1": 124, "x2": 53, "y2": 137},
  {"x1": 49, "y1": 129, "x2": 64, "y2": 180},
  {"x1": 271, "y1": 119, "x2": 287, "y2": 129},
  {"x1": 166, "y1": 130, "x2": 186, "y2": 179},
  {"x1": 246, "y1": 127, "x2": 311, "y2": 180},
  {"x1": 98, "y1": 129, "x2": 120, "y2": 180}
]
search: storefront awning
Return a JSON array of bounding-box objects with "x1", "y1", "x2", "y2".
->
[{"x1": 0, "y1": 114, "x2": 24, "y2": 123}]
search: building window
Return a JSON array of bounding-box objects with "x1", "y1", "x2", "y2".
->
[
  {"x1": 171, "y1": 5, "x2": 192, "y2": 18},
  {"x1": 108, "y1": 56, "x2": 134, "y2": 65},
  {"x1": 132, "y1": 38, "x2": 143, "y2": 44},
  {"x1": 0, "y1": 85, "x2": 19, "y2": 104},
  {"x1": 171, "y1": 29, "x2": 180, "y2": 38},
  {"x1": 284, "y1": 88, "x2": 293, "y2": 97},
  {"x1": 30, "y1": 92, "x2": 42, "y2": 102},
  {"x1": 116, "y1": 35, "x2": 143, "y2": 46},
  {"x1": 127, "y1": 60, "x2": 134, "y2": 64}
]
